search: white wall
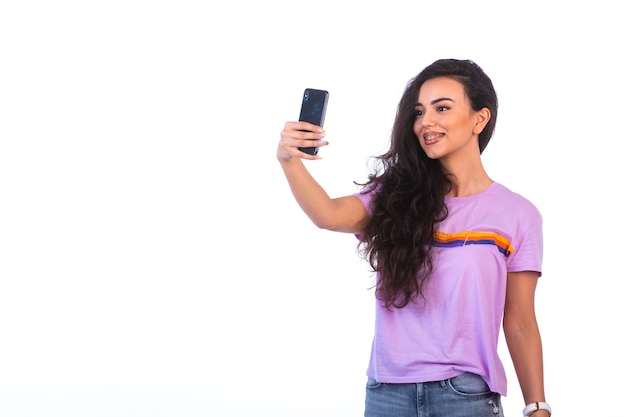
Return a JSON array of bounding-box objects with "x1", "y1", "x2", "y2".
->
[{"x1": 1, "y1": 1, "x2": 623, "y2": 416}]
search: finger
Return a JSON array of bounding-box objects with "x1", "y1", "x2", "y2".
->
[
  {"x1": 280, "y1": 134, "x2": 326, "y2": 150},
  {"x1": 281, "y1": 127, "x2": 326, "y2": 143},
  {"x1": 285, "y1": 121, "x2": 324, "y2": 133}
]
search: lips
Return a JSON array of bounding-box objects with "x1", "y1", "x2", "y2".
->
[{"x1": 423, "y1": 133, "x2": 444, "y2": 144}]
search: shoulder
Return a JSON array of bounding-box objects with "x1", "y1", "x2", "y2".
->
[{"x1": 490, "y1": 182, "x2": 542, "y2": 221}]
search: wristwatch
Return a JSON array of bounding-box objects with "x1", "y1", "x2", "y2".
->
[{"x1": 522, "y1": 402, "x2": 552, "y2": 416}]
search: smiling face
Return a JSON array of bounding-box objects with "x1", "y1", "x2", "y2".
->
[{"x1": 413, "y1": 77, "x2": 490, "y2": 163}]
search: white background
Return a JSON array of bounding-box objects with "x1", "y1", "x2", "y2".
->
[{"x1": 1, "y1": 1, "x2": 624, "y2": 416}]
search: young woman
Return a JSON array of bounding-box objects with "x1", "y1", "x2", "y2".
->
[{"x1": 277, "y1": 59, "x2": 549, "y2": 417}]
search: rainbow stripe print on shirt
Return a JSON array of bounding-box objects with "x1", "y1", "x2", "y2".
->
[{"x1": 432, "y1": 230, "x2": 515, "y2": 257}]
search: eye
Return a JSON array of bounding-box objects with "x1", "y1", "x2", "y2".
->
[
  {"x1": 437, "y1": 105, "x2": 450, "y2": 112},
  {"x1": 415, "y1": 109, "x2": 424, "y2": 119}
]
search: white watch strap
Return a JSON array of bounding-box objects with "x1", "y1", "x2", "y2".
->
[{"x1": 522, "y1": 401, "x2": 551, "y2": 416}]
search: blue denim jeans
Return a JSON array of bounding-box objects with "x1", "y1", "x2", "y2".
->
[{"x1": 364, "y1": 372, "x2": 503, "y2": 417}]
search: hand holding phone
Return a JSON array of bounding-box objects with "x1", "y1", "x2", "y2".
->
[{"x1": 298, "y1": 88, "x2": 329, "y2": 155}]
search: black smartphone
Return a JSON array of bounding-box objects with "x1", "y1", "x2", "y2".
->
[{"x1": 298, "y1": 88, "x2": 329, "y2": 155}]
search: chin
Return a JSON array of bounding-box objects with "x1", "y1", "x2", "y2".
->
[{"x1": 423, "y1": 150, "x2": 442, "y2": 160}]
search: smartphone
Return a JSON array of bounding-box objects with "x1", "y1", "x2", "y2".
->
[{"x1": 298, "y1": 88, "x2": 329, "y2": 155}]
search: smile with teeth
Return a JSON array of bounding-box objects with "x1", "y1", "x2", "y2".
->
[{"x1": 423, "y1": 133, "x2": 444, "y2": 144}]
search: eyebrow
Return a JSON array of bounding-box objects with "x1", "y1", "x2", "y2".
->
[{"x1": 415, "y1": 97, "x2": 456, "y2": 107}]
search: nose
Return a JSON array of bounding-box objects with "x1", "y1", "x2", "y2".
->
[{"x1": 420, "y1": 110, "x2": 436, "y2": 127}]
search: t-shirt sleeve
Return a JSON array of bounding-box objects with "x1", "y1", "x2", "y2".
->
[
  {"x1": 507, "y1": 205, "x2": 543, "y2": 277},
  {"x1": 353, "y1": 189, "x2": 373, "y2": 215}
]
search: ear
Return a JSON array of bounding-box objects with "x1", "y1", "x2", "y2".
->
[{"x1": 472, "y1": 107, "x2": 491, "y2": 135}]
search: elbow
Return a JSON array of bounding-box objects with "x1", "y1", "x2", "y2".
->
[
  {"x1": 502, "y1": 312, "x2": 523, "y2": 335},
  {"x1": 311, "y1": 217, "x2": 336, "y2": 231},
  {"x1": 503, "y1": 311, "x2": 539, "y2": 341},
  {"x1": 310, "y1": 214, "x2": 348, "y2": 232}
]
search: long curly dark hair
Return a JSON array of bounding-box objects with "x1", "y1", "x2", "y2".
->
[{"x1": 357, "y1": 59, "x2": 498, "y2": 309}]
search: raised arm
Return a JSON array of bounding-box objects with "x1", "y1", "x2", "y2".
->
[{"x1": 277, "y1": 121, "x2": 367, "y2": 234}]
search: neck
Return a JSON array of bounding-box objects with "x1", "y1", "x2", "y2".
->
[
  {"x1": 447, "y1": 174, "x2": 493, "y2": 197},
  {"x1": 442, "y1": 158, "x2": 492, "y2": 198}
]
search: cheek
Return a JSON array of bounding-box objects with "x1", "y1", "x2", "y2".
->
[
  {"x1": 413, "y1": 119, "x2": 422, "y2": 135},
  {"x1": 413, "y1": 121, "x2": 426, "y2": 149}
]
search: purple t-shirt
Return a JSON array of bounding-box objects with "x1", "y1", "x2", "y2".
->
[{"x1": 354, "y1": 182, "x2": 543, "y2": 395}]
